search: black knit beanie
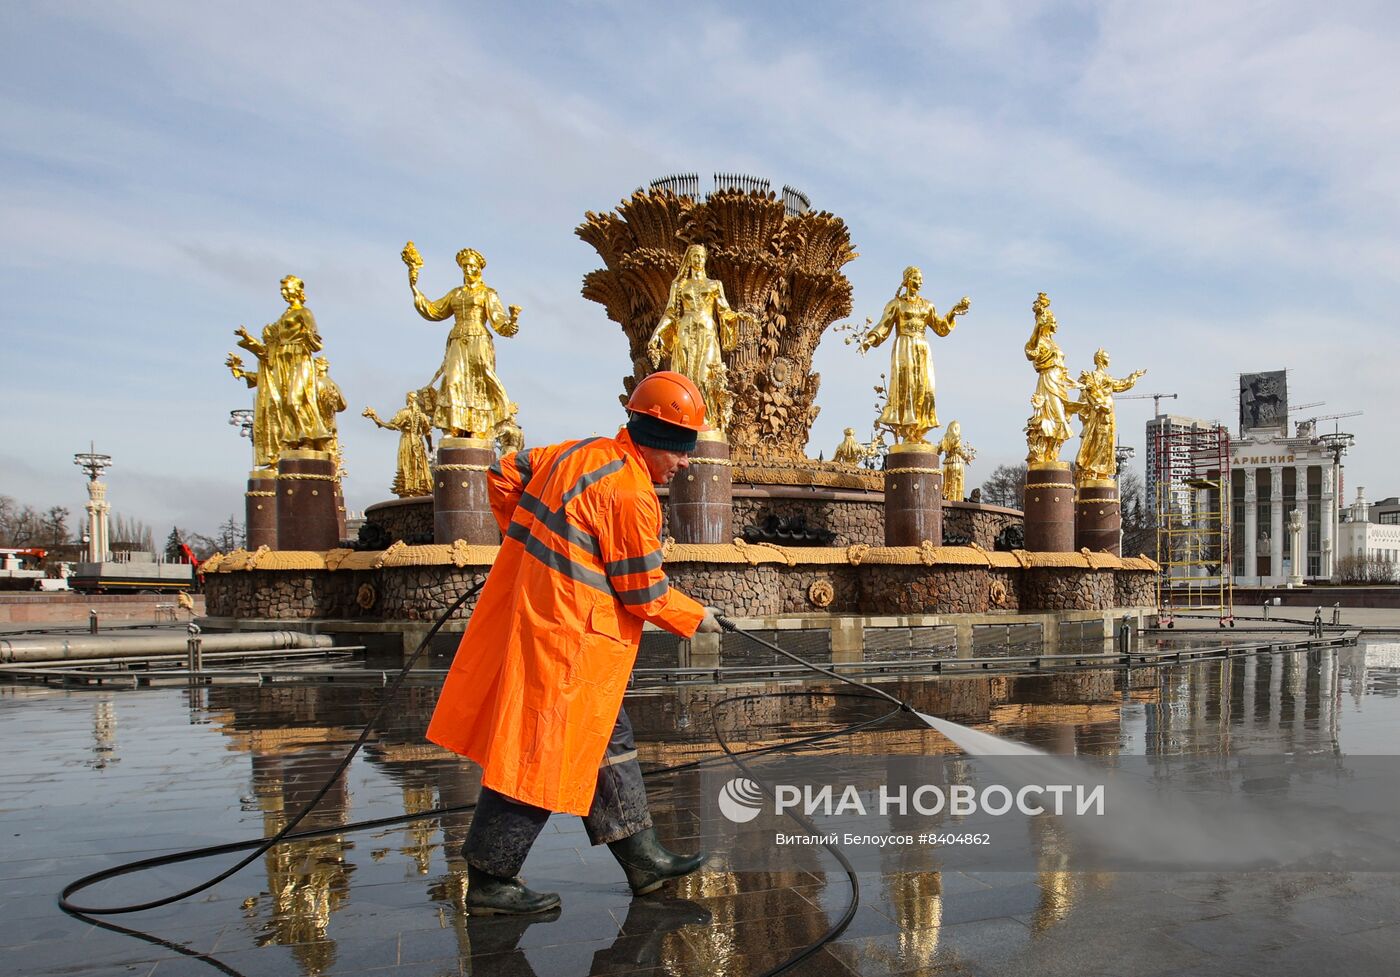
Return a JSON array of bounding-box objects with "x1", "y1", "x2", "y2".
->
[{"x1": 627, "y1": 412, "x2": 698, "y2": 453}]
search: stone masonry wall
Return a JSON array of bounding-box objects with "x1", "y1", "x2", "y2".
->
[
  {"x1": 665, "y1": 565, "x2": 784, "y2": 618},
  {"x1": 363, "y1": 499, "x2": 433, "y2": 544},
  {"x1": 376, "y1": 567, "x2": 488, "y2": 622},
  {"x1": 943, "y1": 506, "x2": 1021, "y2": 549},
  {"x1": 1019, "y1": 569, "x2": 1117, "y2": 611},
  {"x1": 367, "y1": 494, "x2": 1020, "y2": 550},
  {"x1": 206, "y1": 563, "x2": 1154, "y2": 621},
  {"x1": 730, "y1": 498, "x2": 883, "y2": 546},
  {"x1": 1115, "y1": 571, "x2": 1157, "y2": 608},
  {"x1": 854, "y1": 566, "x2": 991, "y2": 615}
]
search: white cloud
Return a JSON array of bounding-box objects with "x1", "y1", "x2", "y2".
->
[{"x1": 1, "y1": 0, "x2": 1397, "y2": 534}]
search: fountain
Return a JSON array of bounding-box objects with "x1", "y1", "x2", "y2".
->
[{"x1": 200, "y1": 177, "x2": 1158, "y2": 658}]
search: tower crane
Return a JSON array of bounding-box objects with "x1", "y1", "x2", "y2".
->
[
  {"x1": 1302, "y1": 410, "x2": 1362, "y2": 460},
  {"x1": 1309, "y1": 409, "x2": 1362, "y2": 429},
  {"x1": 1118, "y1": 392, "x2": 1178, "y2": 416}
]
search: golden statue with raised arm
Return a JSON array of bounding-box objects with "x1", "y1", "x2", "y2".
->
[
  {"x1": 647, "y1": 244, "x2": 740, "y2": 435},
  {"x1": 937, "y1": 420, "x2": 976, "y2": 502},
  {"x1": 364, "y1": 391, "x2": 434, "y2": 498},
  {"x1": 1072, "y1": 349, "x2": 1145, "y2": 485},
  {"x1": 1023, "y1": 292, "x2": 1079, "y2": 467},
  {"x1": 403, "y1": 241, "x2": 520, "y2": 440},
  {"x1": 858, "y1": 266, "x2": 969, "y2": 445},
  {"x1": 226, "y1": 322, "x2": 283, "y2": 468}
]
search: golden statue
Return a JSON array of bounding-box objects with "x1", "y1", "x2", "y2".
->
[
  {"x1": 647, "y1": 243, "x2": 740, "y2": 434},
  {"x1": 833, "y1": 427, "x2": 866, "y2": 466},
  {"x1": 937, "y1": 420, "x2": 976, "y2": 502},
  {"x1": 403, "y1": 241, "x2": 520, "y2": 440},
  {"x1": 314, "y1": 357, "x2": 348, "y2": 475},
  {"x1": 226, "y1": 326, "x2": 282, "y2": 468},
  {"x1": 859, "y1": 266, "x2": 969, "y2": 444},
  {"x1": 1072, "y1": 349, "x2": 1145, "y2": 485},
  {"x1": 1023, "y1": 292, "x2": 1079, "y2": 467},
  {"x1": 364, "y1": 391, "x2": 434, "y2": 498},
  {"x1": 494, "y1": 402, "x2": 524, "y2": 456},
  {"x1": 255, "y1": 275, "x2": 333, "y2": 452}
]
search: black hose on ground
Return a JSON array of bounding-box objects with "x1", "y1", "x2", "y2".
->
[
  {"x1": 58, "y1": 603, "x2": 924, "y2": 977},
  {"x1": 59, "y1": 580, "x2": 486, "y2": 916}
]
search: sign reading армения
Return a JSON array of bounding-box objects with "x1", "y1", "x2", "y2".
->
[{"x1": 1232, "y1": 454, "x2": 1298, "y2": 466}]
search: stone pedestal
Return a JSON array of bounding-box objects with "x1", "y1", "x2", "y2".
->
[
  {"x1": 1024, "y1": 463, "x2": 1075, "y2": 552},
  {"x1": 245, "y1": 470, "x2": 278, "y2": 550},
  {"x1": 276, "y1": 451, "x2": 338, "y2": 551},
  {"x1": 669, "y1": 432, "x2": 732, "y2": 544},
  {"x1": 434, "y1": 437, "x2": 498, "y2": 545},
  {"x1": 1075, "y1": 479, "x2": 1120, "y2": 555},
  {"x1": 883, "y1": 443, "x2": 943, "y2": 546}
]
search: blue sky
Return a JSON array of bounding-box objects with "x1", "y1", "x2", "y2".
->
[{"x1": 3, "y1": 1, "x2": 1397, "y2": 538}]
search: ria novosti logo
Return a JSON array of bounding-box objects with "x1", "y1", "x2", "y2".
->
[
  {"x1": 716, "y1": 777, "x2": 765, "y2": 823},
  {"x1": 717, "y1": 778, "x2": 1105, "y2": 822}
]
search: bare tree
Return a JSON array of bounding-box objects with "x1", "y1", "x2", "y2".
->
[
  {"x1": 1119, "y1": 467, "x2": 1158, "y2": 558},
  {"x1": 1336, "y1": 554, "x2": 1399, "y2": 584},
  {"x1": 215, "y1": 515, "x2": 244, "y2": 552},
  {"x1": 185, "y1": 532, "x2": 218, "y2": 562},
  {"x1": 979, "y1": 464, "x2": 1028, "y2": 509},
  {"x1": 110, "y1": 513, "x2": 155, "y2": 553},
  {"x1": 40, "y1": 506, "x2": 70, "y2": 548},
  {"x1": 0, "y1": 496, "x2": 43, "y2": 547}
]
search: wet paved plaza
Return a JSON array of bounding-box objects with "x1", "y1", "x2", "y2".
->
[{"x1": 4, "y1": 636, "x2": 1400, "y2": 977}]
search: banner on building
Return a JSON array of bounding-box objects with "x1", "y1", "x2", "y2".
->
[{"x1": 1240, "y1": 371, "x2": 1287, "y2": 433}]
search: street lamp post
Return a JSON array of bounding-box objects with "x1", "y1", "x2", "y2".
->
[{"x1": 73, "y1": 445, "x2": 113, "y2": 563}]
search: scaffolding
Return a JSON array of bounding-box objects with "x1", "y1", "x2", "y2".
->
[{"x1": 1153, "y1": 422, "x2": 1234, "y2": 625}]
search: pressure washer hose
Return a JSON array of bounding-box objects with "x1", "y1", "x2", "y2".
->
[
  {"x1": 715, "y1": 615, "x2": 924, "y2": 714},
  {"x1": 58, "y1": 597, "x2": 915, "y2": 976},
  {"x1": 60, "y1": 581, "x2": 487, "y2": 916}
]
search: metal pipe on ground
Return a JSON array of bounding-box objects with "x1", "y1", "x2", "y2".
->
[{"x1": 0, "y1": 631, "x2": 336, "y2": 664}]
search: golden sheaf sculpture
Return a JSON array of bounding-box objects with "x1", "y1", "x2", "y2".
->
[{"x1": 403, "y1": 242, "x2": 520, "y2": 440}]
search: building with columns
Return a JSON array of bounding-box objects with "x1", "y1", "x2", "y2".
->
[{"x1": 1228, "y1": 371, "x2": 1344, "y2": 585}]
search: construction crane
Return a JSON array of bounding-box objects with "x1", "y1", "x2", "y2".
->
[
  {"x1": 1295, "y1": 409, "x2": 1362, "y2": 438},
  {"x1": 1119, "y1": 392, "x2": 1178, "y2": 416},
  {"x1": 1311, "y1": 409, "x2": 1362, "y2": 428}
]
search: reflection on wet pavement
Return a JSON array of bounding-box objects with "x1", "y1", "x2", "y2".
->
[{"x1": 2, "y1": 639, "x2": 1399, "y2": 975}]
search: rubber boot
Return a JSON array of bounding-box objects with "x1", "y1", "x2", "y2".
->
[
  {"x1": 606, "y1": 828, "x2": 707, "y2": 895},
  {"x1": 466, "y1": 864, "x2": 561, "y2": 916}
]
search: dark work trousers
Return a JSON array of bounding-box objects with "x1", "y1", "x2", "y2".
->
[{"x1": 463, "y1": 705, "x2": 653, "y2": 879}]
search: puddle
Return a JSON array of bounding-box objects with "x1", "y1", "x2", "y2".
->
[{"x1": 3, "y1": 638, "x2": 1397, "y2": 976}]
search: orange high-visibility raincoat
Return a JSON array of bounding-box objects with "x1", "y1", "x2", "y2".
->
[{"x1": 427, "y1": 429, "x2": 704, "y2": 815}]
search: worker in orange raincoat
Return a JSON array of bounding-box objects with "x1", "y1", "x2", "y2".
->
[{"x1": 427, "y1": 371, "x2": 724, "y2": 915}]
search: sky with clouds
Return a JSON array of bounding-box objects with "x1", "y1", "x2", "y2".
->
[{"x1": 2, "y1": 0, "x2": 1397, "y2": 540}]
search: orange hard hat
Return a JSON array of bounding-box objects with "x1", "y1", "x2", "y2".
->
[{"x1": 625, "y1": 371, "x2": 708, "y2": 432}]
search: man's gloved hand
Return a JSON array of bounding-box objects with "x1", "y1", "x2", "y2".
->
[{"x1": 697, "y1": 606, "x2": 725, "y2": 634}]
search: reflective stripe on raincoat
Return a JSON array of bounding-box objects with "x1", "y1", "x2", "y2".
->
[{"x1": 426, "y1": 428, "x2": 704, "y2": 815}]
